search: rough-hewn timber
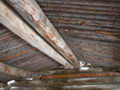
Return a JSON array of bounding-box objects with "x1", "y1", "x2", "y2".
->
[
  {"x1": 0, "y1": 0, "x2": 74, "y2": 68},
  {"x1": 6, "y1": 0, "x2": 80, "y2": 68}
]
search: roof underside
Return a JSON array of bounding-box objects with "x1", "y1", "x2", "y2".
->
[{"x1": 0, "y1": 0, "x2": 120, "y2": 82}]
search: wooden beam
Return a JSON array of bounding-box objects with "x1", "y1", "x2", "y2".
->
[
  {"x1": 0, "y1": 62, "x2": 40, "y2": 78},
  {"x1": 0, "y1": 0, "x2": 73, "y2": 68},
  {"x1": 6, "y1": 0, "x2": 80, "y2": 68}
]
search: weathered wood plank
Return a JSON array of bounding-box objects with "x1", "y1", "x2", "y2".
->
[
  {"x1": 0, "y1": 0, "x2": 73, "y2": 68},
  {"x1": 6, "y1": 0, "x2": 80, "y2": 68}
]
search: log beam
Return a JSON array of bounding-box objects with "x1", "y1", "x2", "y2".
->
[
  {"x1": 0, "y1": 0, "x2": 73, "y2": 68},
  {"x1": 6, "y1": 0, "x2": 80, "y2": 68}
]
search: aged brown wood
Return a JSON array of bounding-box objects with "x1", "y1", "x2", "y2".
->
[
  {"x1": 0, "y1": 0, "x2": 73, "y2": 68},
  {"x1": 0, "y1": 62, "x2": 40, "y2": 78},
  {"x1": 36, "y1": 0, "x2": 120, "y2": 67},
  {"x1": 6, "y1": 0, "x2": 80, "y2": 68},
  {"x1": 0, "y1": 0, "x2": 120, "y2": 83}
]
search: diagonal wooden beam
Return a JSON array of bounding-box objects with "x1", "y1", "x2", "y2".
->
[
  {"x1": 6, "y1": 0, "x2": 80, "y2": 68},
  {"x1": 0, "y1": 0, "x2": 73, "y2": 68},
  {"x1": 0, "y1": 62, "x2": 40, "y2": 78},
  {"x1": 0, "y1": 61, "x2": 58, "y2": 79}
]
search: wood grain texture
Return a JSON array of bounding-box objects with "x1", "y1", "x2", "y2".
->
[
  {"x1": 0, "y1": 0, "x2": 120, "y2": 82},
  {"x1": 36, "y1": 0, "x2": 120, "y2": 67},
  {"x1": 0, "y1": 0, "x2": 73, "y2": 68},
  {"x1": 6, "y1": 0, "x2": 80, "y2": 67}
]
